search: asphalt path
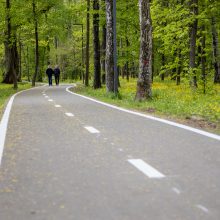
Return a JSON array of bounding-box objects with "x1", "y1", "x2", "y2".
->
[{"x1": 0, "y1": 84, "x2": 220, "y2": 220}]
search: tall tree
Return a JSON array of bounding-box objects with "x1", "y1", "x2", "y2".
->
[
  {"x1": 136, "y1": 0, "x2": 152, "y2": 100},
  {"x1": 211, "y1": 17, "x2": 220, "y2": 83},
  {"x1": 32, "y1": 0, "x2": 39, "y2": 87},
  {"x1": 93, "y1": 0, "x2": 101, "y2": 89},
  {"x1": 189, "y1": 0, "x2": 198, "y2": 88},
  {"x1": 105, "y1": 0, "x2": 114, "y2": 92},
  {"x1": 85, "y1": 0, "x2": 90, "y2": 87},
  {"x1": 2, "y1": 0, "x2": 18, "y2": 89},
  {"x1": 101, "y1": 0, "x2": 106, "y2": 84}
]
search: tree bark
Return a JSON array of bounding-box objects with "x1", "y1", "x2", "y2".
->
[
  {"x1": 201, "y1": 27, "x2": 206, "y2": 93},
  {"x1": 105, "y1": 0, "x2": 114, "y2": 92},
  {"x1": 189, "y1": 0, "x2": 198, "y2": 88},
  {"x1": 135, "y1": 0, "x2": 152, "y2": 100},
  {"x1": 2, "y1": 0, "x2": 17, "y2": 89},
  {"x1": 161, "y1": 54, "x2": 165, "y2": 81},
  {"x1": 32, "y1": 0, "x2": 39, "y2": 87},
  {"x1": 101, "y1": 24, "x2": 106, "y2": 84},
  {"x1": 177, "y1": 49, "x2": 181, "y2": 85},
  {"x1": 93, "y1": 0, "x2": 101, "y2": 89},
  {"x1": 211, "y1": 17, "x2": 220, "y2": 83},
  {"x1": 85, "y1": 0, "x2": 90, "y2": 87}
]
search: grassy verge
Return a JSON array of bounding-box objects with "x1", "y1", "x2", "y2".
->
[
  {"x1": 71, "y1": 78, "x2": 220, "y2": 134},
  {"x1": 0, "y1": 82, "x2": 32, "y2": 118}
]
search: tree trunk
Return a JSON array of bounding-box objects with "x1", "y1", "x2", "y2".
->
[
  {"x1": 177, "y1": 49, "x2": 181, "y2": 85},
  {"x1": 189, "y1": 0, "x2": 198, "y2": 88},
  {"x1": 211, "y1": 17, "x2": 220, "y2": 83},
  {"x1": 135, "y1": 0, "x2": 152, "y2": 100},
  {"x1": 54, "y1": 36, "x2": 58, "y2": 64},
  {"x1": 18, "y1": 39, "x2": 22, "y2": 82},
  {"x1": 85, "y1": 0, "x2": 90, "y2": 87},
  {"x1": 101, "y1": 24, "x2": 106, "y2": 84},
  {"x1": 93, "y1": 0, "x2": 101, "y2": 89},
  {"x1": 32, "y1": 0, "x2": 39, "y2": 87},
  {"x1": 2, "y1": 0, "x2": 17, "y2": 89},
  {"x1": 126, "y1": 37, "x2": 129, "y2": 81},
  {"x1": 201, "y1": 26, "x2": 206, "y2": 93},
  {"x1": 161, "y1": 53, "x2": 165, "y2": 81},
  {"x1": 105, "y1": 0, "x2": 114, "y2": 92},
  {"x1": 26, "y1": 46, "x2": 30, "y2": 82}
]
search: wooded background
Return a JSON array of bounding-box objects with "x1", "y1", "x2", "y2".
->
[{"x1": 0, "y1": 0, "x2": 219, "y2": 98}]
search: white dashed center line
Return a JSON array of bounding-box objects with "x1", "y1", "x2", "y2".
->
[
  {"x1": 196, "y1": 205, "x2": 209, "y2": 213},
  {"x1": 55, "y1": 105, "x2": 61, "y2": 108},
  {"x1": 84, "y1": 126, "x2": 100, "y2": 134},
  {"x1": 65, "y1": 113, "x2": 74, "y2": 117},
  {"x1": 128, "y1": 159, "x2": 165, "y2": 179},
  {"x1": 48, "y1": 99, "x2": 53, "y2": 102},
  {"x1": 172, "y1": 187, "x2": 181, "y2": 195}
]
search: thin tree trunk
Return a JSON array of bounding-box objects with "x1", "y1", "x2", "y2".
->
[
  {"x1": 125, "y1": 1, "x2": 129, "y2": 82},
  {"x1": 2, "y1": 0, "x2": 17, "y2": 89},
  {"x1": 161, "y1": 53, "x2": 165, "y2": 81},
  {"x1": 26, "y1": 46, "x2": 30, "y2": 82},
  {"x1": 93, "y1": 0, "x2": 101, "y2": 89},
  {"x1": 126, "y1": 37, "x2": 129, "y2": 81},
  {"x1": 101, "y1": 24, "x2": 106, "y2": 84},
  {"x1": 135, "y1": 0, "x2": 152, "y2": 100},
  {"x1": 18, "y1": 39, "x2": 22, "y2": 82},
  {"x1": 32, "y1": 0, "x2": 39, "y2": 87},
  {"x1": 211, "y1": 17, "x2": 220, "y2": 83},
  {"x1": 85, "y1": 0, "x2": 90, "y2": 86},
  {"x1": 201, "y1": 26, "x2": 206, "y2": 93},
  {"x1": 105, "y1": 0, "x2": 114, "y2": 92},
  {"x1": 177, "y1": 49, "x2": 181, "y2": 85},
  {"x1": 189, "y1": 0, "x2": 198, "y2": 88}
]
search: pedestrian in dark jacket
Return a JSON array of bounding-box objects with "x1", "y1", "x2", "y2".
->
[
  {"x1": 46, "y1": 64, "x2": 54, "y2": 86},
  {"x1": 54, "y1": 65, "x2": 60, "y2": 86}
]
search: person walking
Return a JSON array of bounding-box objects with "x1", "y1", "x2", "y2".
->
[
  {"x1": 54, "y1": 65, "x2": 61, "y2": 86},
  {"x1": 46, "y1": 63, "x2": 54, "y2": 86}
]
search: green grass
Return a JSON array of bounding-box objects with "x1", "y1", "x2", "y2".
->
[
  {"x1": 0, "y1": 82, "x2": 32, "y2": 117},
  {"x1": 72, "y1": 78, "x2": 220, "y2": 134}
]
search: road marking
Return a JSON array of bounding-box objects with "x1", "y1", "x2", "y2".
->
[
  {"x1": 128, "y1": 159, "x2": 165, "y2": 179},
  {"x1": 45, "y1": 96, "x2": 49, "y2": 98},
  {"x1": 66, "y1": 86, "x2": 220, "y2": 141},
  {"x1": 0, "y1": 85, "x2": 45, "y2": 166},
  {"x1": 172, "y1": 187, "x2": 181, "y2": 195},
  {"x1": 65, "y1": 113, "x2": 74, "y2": 117},
  {"x1": 118, "y1": 148, "x2": 124, "y2": 152},
  {"x1": 55, "y1": 105, "x2": 61, "y2": 108},
  {"x1": 84, "y1": 126, "x2": 100, "y2": 134},
  {"x1": 0, "y1": 95, "x2": 16, "y2": 165},
  {"x1": 48, "y1": 99, "x2": 53, "y2": 102},
  {"x1": 196, "y1": 205, "x2": 209, "y2": 213}
]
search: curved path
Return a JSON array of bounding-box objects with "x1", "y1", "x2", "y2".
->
[{"x1": 0, "y1": 85, "x2": 219, "y2": 220}]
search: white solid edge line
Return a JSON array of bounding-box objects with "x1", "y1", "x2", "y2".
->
[
  {"x1": 0, "y1": 85, "x2": 45, "y2": 166},
  {"x1": 84, "y1": 126, "x2": 100, "y2": 134},
  {"x1": 66, "y1": 86, "x2": 220, "y2": 141},
  {"x1": 128, "y1": 159, "x2": 165, "y2": 179}
]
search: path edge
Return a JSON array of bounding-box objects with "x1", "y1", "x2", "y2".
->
[
  {"x1": 0, "y1": 85, "x2": 46, "y2": 166},
  {"x1": 66, "y1": 86, "x2": 220, "y2": 141}
]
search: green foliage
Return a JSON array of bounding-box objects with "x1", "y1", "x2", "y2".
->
[{"x1": 0, "y1": 82, "x2": 32, "y2": 116}]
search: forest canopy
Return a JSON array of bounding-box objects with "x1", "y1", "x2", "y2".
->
[{"x1": 0, "y1": 0, "x2": 220, "y2": 96}]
